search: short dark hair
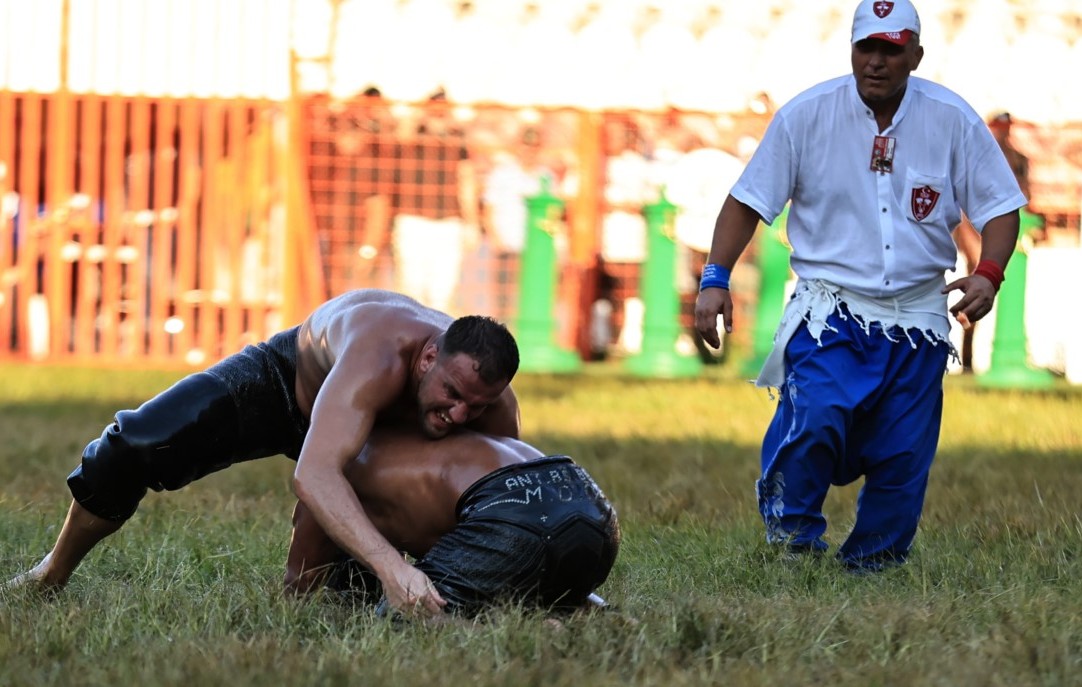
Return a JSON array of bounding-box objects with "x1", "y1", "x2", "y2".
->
[{"x1": 440, "y1": 316, "x2": 520, "y2": 385}]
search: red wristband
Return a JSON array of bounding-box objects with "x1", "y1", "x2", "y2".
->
[{"x1": 973, "y1": 260, "x2": 1005, "y2": 292}]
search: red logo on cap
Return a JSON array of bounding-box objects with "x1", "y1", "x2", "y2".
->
[
  {"x1": 874, "y1": 1, "x2": 894, "y2": 18},
  {"x1": 911, "y1": 186, "x2": 940, "y2": 221}
]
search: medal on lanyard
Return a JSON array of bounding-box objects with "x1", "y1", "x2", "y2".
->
[{"x1": 870, "y1": 135, "x2": 896, "y2": 173}]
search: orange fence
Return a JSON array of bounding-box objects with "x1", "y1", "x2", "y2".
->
[
  {"x1": 301, "y1": 97, "x2": 773, "y2": 359},
  {"x1": 302, "y1": 98, "x2": 603, "y2": 353},
  {"x1": 0, "y1": 91, "x2": 322, "y2": 366},
  {"x1": 4, "y1": 88, "x2": 1079, "y2": 367},
  {"x1": 0, "y1": 91, "x2": 852, "y2": 365}
]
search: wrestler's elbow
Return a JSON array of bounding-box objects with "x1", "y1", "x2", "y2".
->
[{"x1": 291, "y1": 466, "x2": 319, "y2": 504}]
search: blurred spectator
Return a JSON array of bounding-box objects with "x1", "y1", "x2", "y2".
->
[
  {"x1": 664, "y1": 132, "x2": 746, "y2": 258},
  {"x1": 600, "y1": 121, "x2": 651, "y2": 265},
  {"x1": 390, "y1": 91, "x2": 479, "y2": 315},
  {"x1": 949, "y1": 111, "x2": 1034, "y2": 373},
  {"x1": 988, "y1": 112, "x2": 1031, "y2": 204},
  {"x1": 596, "y1": 120, "x2": 652, "y2": 356},
  {"x1": 661, "y1": 124, "x2": 747, "y2": 361},
  {"x1": 480, "y1": 126, "x2": 557, "y2": 321},
  {"x1": 335, "y1": 87, "x2": 395, "y2": 289}
]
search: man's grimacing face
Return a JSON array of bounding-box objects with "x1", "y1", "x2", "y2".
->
[{"x1": 416, "y1": 349, "x2": 507, "y2": 438}]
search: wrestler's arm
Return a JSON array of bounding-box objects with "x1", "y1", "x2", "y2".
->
[
  {"x1": 292, "y1": 347, "x2": 447, "y2": 615},
  {"x1": 465, "y1": 386, "x2": 521, "y2": 439},
  {"x1": 283, "y1": 501, "x2": 345, "y2": 595}
]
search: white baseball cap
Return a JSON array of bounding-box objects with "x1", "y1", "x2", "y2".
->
[{"x1": 852, "y1": 0, "x2": 921, "y2": 46}]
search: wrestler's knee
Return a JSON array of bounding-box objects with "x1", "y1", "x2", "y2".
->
[
  {"x1": 66, "y1": 375, "x2": 237, "y2": 521},
  {"x1": 543, "y1": 513, "x2": 620, "y2": 607},
  {"x1": 67, "y1": 414, "x2": 152, "y2": 522}
]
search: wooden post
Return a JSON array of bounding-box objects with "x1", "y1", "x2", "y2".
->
[
  {"x1": 44, "y1": 0, "x2": 75, "y2": 357},
  {"x1": 568, "y1": 109, "x2": 602, "y2": 358},
  {"x1": 175, "y1": 98, "x2": 200, "y2": 360},
  {"x1": 100, "y1": 96, "x2": 127, "y2": 358},
  {"x1": 127, "y1": 97, "x2": 152, "y2": 357},
  {"x1": 17, "y1": 94, "x2": 43, "y2": 358},
  {"x1": 149, "y1": 99, "x2": 178, "y2": 360},
  {"x1": 0, "y1": 92, "x2": 16, "y2": 356},
  {"x1": 73, "y1": 94, "x2": 103, "y2": 359}
]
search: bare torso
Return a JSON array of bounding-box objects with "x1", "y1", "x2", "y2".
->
[
  {"x1": 293, "y1": 289, "x2": 452, "y2": 421},
  {"x1": 343, "y1": 429, "x2": 544, "y2": 558},
  {"x1": 284, "y1": 290, "x2": 522, "y2": 605}
]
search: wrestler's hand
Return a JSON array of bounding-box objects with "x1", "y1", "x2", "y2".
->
[
  {"x1": 382, "y1": 562, "x2": 447, "y2": 616},
  {"x1": 694, "y1": 287, "x2": 733, "y2": 349},
  {"x1": 943, "y1": 273, "x2": 997, "y2": 328}
]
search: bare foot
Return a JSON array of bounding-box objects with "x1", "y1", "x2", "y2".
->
[{"x1": 3, "y1": 556, "x2": 65, "y2": 596}]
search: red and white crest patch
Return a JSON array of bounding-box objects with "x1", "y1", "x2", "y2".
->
[
  {"x1": 911, "y1": 186, "x2": 940, "y2": 221},
  {"x1": 874, "y1": 1, "x2": 894, "y2": 18}
]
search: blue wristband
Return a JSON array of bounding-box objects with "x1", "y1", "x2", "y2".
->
[{"x1": 699, "y1": 263, "x2": 731, "y2": 291}]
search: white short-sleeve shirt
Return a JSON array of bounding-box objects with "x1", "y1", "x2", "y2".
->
[{"x1": 731, "y1": 75, "x2": 1027, "y2": 298}]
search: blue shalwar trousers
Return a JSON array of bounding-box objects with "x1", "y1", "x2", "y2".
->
[{"x1": 757, "y1": 304, "x2": 950, "y2": 569}]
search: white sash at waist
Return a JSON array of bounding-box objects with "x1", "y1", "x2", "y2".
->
[{"x1": 755, "y1": 276, "x2": 955, "y2": 389}]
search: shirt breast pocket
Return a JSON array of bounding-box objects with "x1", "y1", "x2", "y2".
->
[{"x1": 903, "y1": 170, "x2": 947, "y2": 224}]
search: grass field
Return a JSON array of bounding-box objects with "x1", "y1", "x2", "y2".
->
[{"x1": 1, "y1": 361, "x2": 1081, "y2": 686}]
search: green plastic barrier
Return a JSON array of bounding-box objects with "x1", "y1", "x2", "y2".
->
[
  {"x1": 513, "y1": 177, "x2": 581, "y2": 374},
  {"x1": 624, "y1": 191, "x2": 703, "y2": 378},
  {"x1": 978, "y1": 208, "x2": 1055, "y2": 389}
]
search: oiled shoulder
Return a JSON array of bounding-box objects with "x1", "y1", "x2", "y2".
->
[
  {"x1": 295, "y1": 292, "x2": 444, "y2": 416},
  {"x1": 303, "y1": 292, "x2": 446, "y2": 363}
]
